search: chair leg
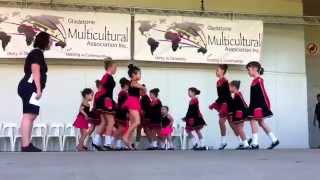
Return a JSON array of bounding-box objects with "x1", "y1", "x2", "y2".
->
[{"x1": 60, "y1": 138, "x2": 63, "y2": 152}]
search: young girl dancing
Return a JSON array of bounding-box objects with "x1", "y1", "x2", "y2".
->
[
  {"x1": 73, "y1": 88, "x2": 95, "y2": 151},
  {"x1": 138, "y1": 85, "x2": 152, "y2": 148},
  {"x1": 246, "y1": 61, "x2": 280, "y2": 149},
  {"x1": 229, "y1": 81, "x2": 250, "y2": 150},
  {"x1": 92, "y1": 59, "x2": 117, "y2": 151},
  {"x1": 209, "y1": 64, "x2": 239, "y2": 150},
  {"x1": 114, "y1": 77, "x2": 130, "y2": 150},
  {"x1": 147, "y1": 88, "x2": 163, "y2": 150},
  {"x1": 122, "y1": 64, "x2": 146, "y2": 149},
  {"x1": 159, "y1": 106, "x2": 174, "y2": 150},
  {"x1": 183, "y1": 87, "x2": 207, "y2": 150}
]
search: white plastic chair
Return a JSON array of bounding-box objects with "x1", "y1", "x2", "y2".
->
[
  {"x1": 62, "y1": 124, "x2": 77, "y2": 152},
  {"x1": 31, "y1": 123, "x2": 47, "y2": 150},
  {"x1": 172, "y1": 124, "x2": 183, "y2": 150},
  {"x1": 13, "y1": 125, "x2": 22, "y2": 152},
  {"x1": 181, "y1": 126, "x2": 189, "y2": 150},
  {"x1": 0, "y1": 123, "x2": 16, "y2": 151},
  {"x1": 46, "y1": 123, "x2": 64, "y2": 152}
]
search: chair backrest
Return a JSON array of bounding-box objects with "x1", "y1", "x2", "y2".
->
[
  {"x1": 64, "y1": 124, "x2": 76, "y2": 136},
  {"x1": 173, "y1": 123, "x2": 183, "y2": 136},
  {"x1": 32, "y1": 123, "x2": 47, "y2": 137},
  {"x1": 2, "y1": 123, "x2": 17, "y2": 137},
  {"x1": 48, "y1": 123, "x2": 64, "y2": 137},
  {"x1": 0, "y1": 123, "x2": 3, "y2": 135}
]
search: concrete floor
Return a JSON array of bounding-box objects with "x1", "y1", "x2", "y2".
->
[{"x1": 0, "y1": 149, "x2": 319, "y2": 180}]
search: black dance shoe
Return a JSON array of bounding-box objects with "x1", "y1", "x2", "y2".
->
[
  {"x1": 218, "y1": 143, "x2": 227, "y2": 150},
  {"x1": 195, "y1": 146, "x2": 207, "y2": 151},
  {"x1": 235, "y1": 144, "x2": 244, "y2": 150},
  {"x1": 250, "y1": 144, "x2": 260, "y2": 150},
  {"x1": 21, "y1": 143, "x2": 42, "y2": 152},
  {"x1": 92, "y1": 143, "x2": 104, "y2": 151},
  {"x1": 103, "y1": 145, "x2": 114, "y2": 151},
  {"x1": 248, "y1": 138, "x2": 252, "y2": 145},
  {"x1": 236, "y1": 145, "x2": 250, "y2": 150},
  {"x1": 168, "y1": 148, "x2": 175, "y2": 151},
  {"x1": 267, "y1": 140, "x2": 280, "y2": 150},
  {"x1": 146, "y1": 147, "x2": 158, "y2": 151},
  {"x1": 192, "y1": 144, "x2": 199, "y2": 150}
]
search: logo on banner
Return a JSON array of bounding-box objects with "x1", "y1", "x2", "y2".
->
[
  {"x1": 134, "y1": 15, "x2": 263, "y2": 65},
  {"x1": 0, "y1": 8, "x2": 131, "y2": 60},
  {"x1": 306, "y1": 42, "x2": 319, "y2": 56},
  {"x1": 136, "y1": 20, "x2": 208, "y2": 55},
  {"x1": 0, "y1": 14, "x2": 67, "y2": 50}
]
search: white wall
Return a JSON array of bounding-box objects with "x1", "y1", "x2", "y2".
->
[
  {"x1": 305, "y1": 26, "x2": 320, "y2": 148},
  {"x1": 0, "y1": 24, "x2": 308, "y2": 148}
]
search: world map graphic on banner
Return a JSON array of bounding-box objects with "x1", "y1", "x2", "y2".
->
[
  {"x1": 0, "y1": 7, "x2": 131, "y2": 60},
  {"x1": 135, "y1": 15, "x2": 263, "y2": 65}
]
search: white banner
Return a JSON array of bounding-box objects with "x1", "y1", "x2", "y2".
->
[
  {"x1": 135, "y1": 14, "x2": 263, "y2": 64},
  {"x1": 0, "y1": 7, "x2": 131, "y2": 60}
]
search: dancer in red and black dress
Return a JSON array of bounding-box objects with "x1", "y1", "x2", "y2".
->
[
  {"x1": 147, "y1": 88, "x2": 162, "y2": 150},
  {"x1": 138, "y1": 85, "x2": 152, "y2": 145},
  {"x1": 114, "y1": 77, "x2": 130, "y2": 150},
  {"x1": 184, "y1": 87, "x2": 207, "y2": 150},
  {"x1": 209, "y1": 64, "x2": 239, "y2": 150},
  {"x1": 92, "y1": 59, "x2": 117, "y2": 151},
  {"x1": 229, "y1": 81, "x2": 250, "y2": 150},
  {"x1": 73, "y1": 88, "x2": 96, "y2": 151},
  {"x1": 246, "y1": 61, "x2": 280, "y2": 149},
  {"x1": 122, "y1": 64, "x2": 145, "y2": 149}
]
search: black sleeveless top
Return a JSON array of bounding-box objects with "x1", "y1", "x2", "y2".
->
[
  {"x1": 128, "y1": 86, "x2": 140, "y2": 97},
  {"x1": 81, "y1": 104, "x2": 90, "y2": 115},
  {"x1": 24, "y1": 49, "x2": 48, "y2": 89}
]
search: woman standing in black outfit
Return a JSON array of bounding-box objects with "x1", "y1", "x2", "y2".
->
[{"x1": 18, "y1": 32, "x2": 51, "y2": 152}]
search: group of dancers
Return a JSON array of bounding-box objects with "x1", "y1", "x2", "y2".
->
[{"x1": 72, "y1": 59, "x2": 280, "y2": 151}]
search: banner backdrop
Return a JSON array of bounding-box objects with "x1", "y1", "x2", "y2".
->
[
  {"x1": 0, "y1": 7, "x2": 131, "y2": 60},
  {"x1": 135, "y1": 14, "x2": 263, "y2": 64}
]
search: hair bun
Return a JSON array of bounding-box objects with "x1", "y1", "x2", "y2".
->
[
  {"x1": 196, "y1": 89, "x2": 201, "y2": 95},
  {"x1": 259, "y1": 67, "x2": 264, "y2": 75},
  {"x1": 128, "y1": 64, "x2": 134, "y2": 69}
]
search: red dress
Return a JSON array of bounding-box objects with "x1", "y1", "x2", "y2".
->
[
  {"x1": 184, "y1": 98, "x2": 207, "y2": 132},
  {"x1": 209, "y1": 77, "x2": 233, "y2": 118},
  {"x1": 248, "y1": 77, "x2": 273, "y2": 119},
  {"x1": 95, "y1": 73, "x2": 116, "y2": 113},
  {"x1": 73, "y1": 104, "x2": 90, "y2": 129},
  {"x1": 116, "y1": 90, "x2": 129, "y2": 127},
  {"x1": 123, "y1": 85, "x2": 141, "y2": 111}
]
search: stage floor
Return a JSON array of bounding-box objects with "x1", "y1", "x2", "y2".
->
[{"x1": 0, "y1": 149, "x2": 319, "y2": 180}]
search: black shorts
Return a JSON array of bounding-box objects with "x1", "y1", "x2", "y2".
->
[{"x1": 18, "y1": 79, "x2": 40, "y2": 115}]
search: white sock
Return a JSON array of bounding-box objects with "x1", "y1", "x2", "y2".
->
[
  {"x1": 160, "y1": 142, "x2": 166, "y2": 149},
  {"x1": 199, "y1": 138, "x2": 205, "y2": 147},
  {"x1": 243, "y1": 139, "x2": 249, "y2": 147},
  {"x1": 93, "y1": 134, "x2": 102, "y2": 146},
  {"x1": 187, "y1": 135, "x2": 195, "y2": 149},
  {"x1": 104, "y1": 135, "x2": 112, "y2": 146},
  {"x1": 221, "y1": 136, "x2": 227, "y2": 145},
  {"x1": 268, "y1": 132, "x2": 278, "y2": 143},
  {"x1": 121, "y1": 141, "x2": 126, "y2": 148},
  {"x1": 252, "y1": 133, "x2": 258, "y2": 145},
  {"x1": 115, "y1": 139, "x2": 122, "y2": 149},
  {"x1": 169, "y1": 141, "x2": 174, "y2": 148},
  {"x1": 151, "y1": 141, "x2": 158, "y2": 148},
  {"x1": 237, "y1": 136, "x2": 243, "y2": 144}
]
